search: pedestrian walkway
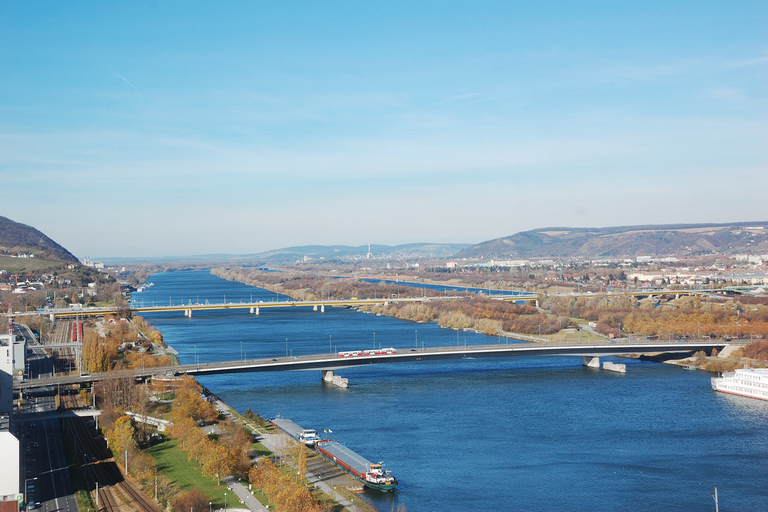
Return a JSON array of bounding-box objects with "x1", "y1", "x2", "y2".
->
[{"x1": 223, "y1": 475, "x2": 268, "y2": 512}]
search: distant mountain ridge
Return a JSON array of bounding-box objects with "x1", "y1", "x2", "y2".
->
[
  {"x1": 0, "y1": 216, "x2": 79, "y2": 263},
  {"x1": 455, "y1": 222, "x2": 768, "y2": 259},
  {"x1": 256, "y1": 243, "x2": 469, "y2": 261}
]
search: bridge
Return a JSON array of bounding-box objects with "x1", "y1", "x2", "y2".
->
[
  {"x1": 13, "y1": 340, "x2": 727, "y2": 390},
  {"x1": 16, "y1": 294, "x2": 539, "y2": 319}
]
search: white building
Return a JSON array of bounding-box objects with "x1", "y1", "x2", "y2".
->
[
  {"x1": 0, "y1": 334, "x2": 19, "y2": 497},
  {"x1": 0, "y1": 335, "x2": 13, "y2": 414}
]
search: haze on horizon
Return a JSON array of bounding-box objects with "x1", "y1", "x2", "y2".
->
[{"x1": 2, "y1": 2, "x2": 766, "y2": 259}]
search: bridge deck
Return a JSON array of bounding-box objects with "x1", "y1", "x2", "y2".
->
[{"x1": 14, "y1": 340, "x2": 728, "y2": 390}]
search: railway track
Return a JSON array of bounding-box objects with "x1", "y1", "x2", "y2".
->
[{"x1": 65, "y1": 415, "x2": 163, "y2": 512}]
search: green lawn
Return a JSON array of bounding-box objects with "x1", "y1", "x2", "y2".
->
[
  {"x1": 0, "y1": 255, "x2": 63, "y2": 272},
  {"x1": 147, "y1": 439, "x2": 229, "y2": 508}
]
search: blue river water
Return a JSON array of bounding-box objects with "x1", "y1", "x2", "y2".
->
[{"x1": 136, "y1": 270, "x2": 767, "y2": 511}]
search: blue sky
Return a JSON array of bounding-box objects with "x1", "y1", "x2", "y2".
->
[{"x1": 2, "y1": 2, "x2": 766, "y2": 258}]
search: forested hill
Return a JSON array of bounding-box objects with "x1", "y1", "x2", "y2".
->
[
  {"x1": 454, "y1": 222, "x2": 768, "y2": 259},
  {"x1": 0, "y1": 215, "x2": 79, "y2": 263}
]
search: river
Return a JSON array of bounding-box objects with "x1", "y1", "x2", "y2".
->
[{"x1": 135, "y1": 270, "x2": 768, "y2": 511}]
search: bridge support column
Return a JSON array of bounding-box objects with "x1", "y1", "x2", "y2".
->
[
  {"x1": 250, "y1": 307, "x2": 254, "y2": 314},
  {"x1": 184, "y1": 309, "x2": 192, "y2": 317},
  {"x1": 313, "y1": 305, "x2": 318, "y2": 311},
  {"x1": 322, "y1": 370, "x2": 349, "y2": 388},
  {"x1": 255, "y1": 306, "x2": 259, "y2": 315},
  {"x1": 582, "y1": 356, "x2": 600, "y2": 368},
  {"x1": 321, "y1": 304, "x2": 325, "y2": 313},
  {"x1": 49, "y1": 313, "x2": 55, "y2": 322}
]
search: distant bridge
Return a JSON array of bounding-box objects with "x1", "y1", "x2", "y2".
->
[
  {"x1": 13, "y1": 340, "x2": 727, "y2": 390},
  {"x1": 16, "y1": 294, "x2": 538, "y2": 319}
]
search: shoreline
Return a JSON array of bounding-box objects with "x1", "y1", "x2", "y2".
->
[{"x1": 191, "y1": 375, "x2": 370, "y2": 512}]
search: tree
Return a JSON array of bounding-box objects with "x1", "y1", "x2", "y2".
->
[
  {"x1": 107, "y1": 415, "x2": 136, "y2": 461},
  {"x1": 172, "y1": 489, "x2": 209, "y2": 512},
  {"x1": 297, "y1": 443, "x2": 308, "y2": 480},
  {"x1": 201, "y1": 444, "x2": 234, "y2": 485}
]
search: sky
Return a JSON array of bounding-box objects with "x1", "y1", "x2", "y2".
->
[{"x1": 1, "y1": 2, "x2": 766, "y2": 259}]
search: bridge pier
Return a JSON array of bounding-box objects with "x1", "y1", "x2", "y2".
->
[
  {"x1": 184, "y1": 309, "x2": 192, "y2": 317},
  {"x1": 582, "y1": 356, "x2": 600, "y2": 368},
  {"x1": 313, "y1": 305, "x2": 318, "y2": 311},
  {"x1": 249, "y1": 306, "x2": 260, "y2": 315},
  {"x1": 321, "y1": 304, "x2": 325, "y2": 313},
  {"x1": 322, "y1": 370, "x2": 348, "y2": 388}
]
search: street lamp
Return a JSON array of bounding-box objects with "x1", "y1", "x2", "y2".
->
[{"x1": 224, "y1": 492, "x2": 227, "y2": 511}]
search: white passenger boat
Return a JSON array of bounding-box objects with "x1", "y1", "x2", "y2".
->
[{"x1": 711, "y1": 367, "x2": 768, "y2": 401}]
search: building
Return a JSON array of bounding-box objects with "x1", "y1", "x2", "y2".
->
[
  {"x1": 0, "y1": 334, "x2": 20, "y2": 501},
  {"x1": 0, "y1": 335, "x2": 13, "y2": 414}
]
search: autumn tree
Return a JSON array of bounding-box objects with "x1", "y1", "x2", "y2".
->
[
  {"x1": 297, "y1": 443, "x2": 308, "y2": 480},
  {"x1": 107, "y1": 415, "x2": 136, "y2": 460},
  {"x1": 201, "y1": 444, "x2": 234, "y2": 485},
  {"x1": 172, "y1": 489, "x2": 209, "y2": 512}
]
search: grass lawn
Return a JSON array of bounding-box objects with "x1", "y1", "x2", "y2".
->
[
  {"x1": 0, "y1": 255, "x2": 63, "y2": 272},
  {"x1": 147, "y1": 439, "x2": 229, "y2": 508},
  {"x1": 252, "y1": 441, "x2": 273, "y2": 458}
]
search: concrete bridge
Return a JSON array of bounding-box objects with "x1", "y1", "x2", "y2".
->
[
  {"x1": 13, "y1": 340, "x2": 727, "y2": 390},
  {"x1": 17, "y1": 294, "x2": 539, "y2": 320}
]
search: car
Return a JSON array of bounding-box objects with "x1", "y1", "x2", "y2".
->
[{"x1": 27, "y1": 501, "x2": 36, "y2": 510}]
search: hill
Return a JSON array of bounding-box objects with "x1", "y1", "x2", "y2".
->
[
  {"x1": 255, "y1": 243, "x2": 470, "y2": 262},
  {"x1": 454, "y1": 222, "x2": 768, "y2": 259},
  {"x1": 0, "y1": 216, "x2": 79, "y2": 264}
]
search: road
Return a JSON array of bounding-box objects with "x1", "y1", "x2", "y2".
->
[
  {"x1": 22, "y1": 419, "x2": 80, "y2": 512},
  {"x1": 15, "y1": 319, "x2": 80, "y2": 512}
]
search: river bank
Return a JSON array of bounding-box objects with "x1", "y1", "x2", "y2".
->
[{"x1": 191, "y1": 379, "x2": 370, "y2": 512}]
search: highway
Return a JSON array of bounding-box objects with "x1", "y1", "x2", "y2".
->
[{"x1": 17, "y1": 324, "x2": 80, "y2": 512}]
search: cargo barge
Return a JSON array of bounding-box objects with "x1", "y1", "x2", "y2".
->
[
  {"x1": 271, "y1": 416, "x2": 321, "y2": 447},
  {"x1": 316, "y1": 439, "x2": 398, "y2": 492}
]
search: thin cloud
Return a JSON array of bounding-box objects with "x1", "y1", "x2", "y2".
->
[{"x1": 112, "y1": 72, "x2": 143, "y2": 101}]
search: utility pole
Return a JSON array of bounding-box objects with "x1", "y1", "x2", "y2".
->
[{"x1": 710, "y1": 485, "x2": 719, "y2": 512}]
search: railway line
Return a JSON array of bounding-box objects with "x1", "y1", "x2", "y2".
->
[{"x1": 64, "y1": 412, "x2": 162, "y2": 512}]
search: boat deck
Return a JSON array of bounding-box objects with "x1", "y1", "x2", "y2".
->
[
  {"x1": 319, "y1": 441, "x2": 374, "y2": 474},
  {"x1": 272, "y1": 417, "x2": 306, "y2": 439}
]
